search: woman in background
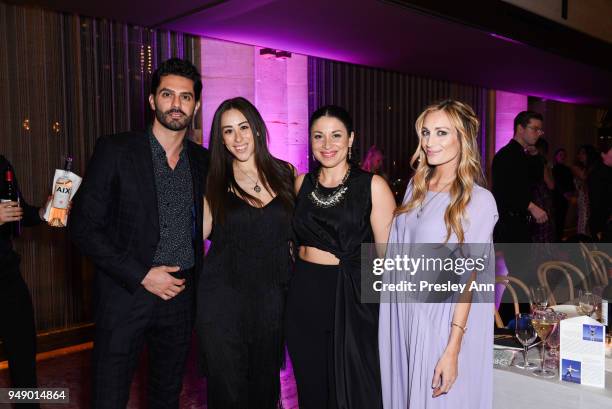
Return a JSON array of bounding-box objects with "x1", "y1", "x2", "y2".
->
[{"x1": 572, "y1": 144, "x2": 598, "y2": 237}]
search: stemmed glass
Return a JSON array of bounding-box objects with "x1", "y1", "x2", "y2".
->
[
  {"x1": 531, "y1": 310, "x2": 557, "y2": 377},
  {"x1": 544, "y1": 311, "x2": 566, "y2": 369},
  {"x1": 514, "y1": 313, "x2": 537, "y2": 369},
  {"x1": 578, "y1": 290, "x2": 596, "y2": 317},
  {"x1": 531, "y1": 286, "x2": 550, "y2": 312}
]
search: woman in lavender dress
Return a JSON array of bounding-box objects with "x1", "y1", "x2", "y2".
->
[{"x1": 379, "y1": 100, "x2": 498, "y2": 409}]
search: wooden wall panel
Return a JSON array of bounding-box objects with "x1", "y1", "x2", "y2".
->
[
  {"x1": 308, "y1": 57, "x2": 490, "y2": 192},
  {"x1": 0, "y1": 2, "x2": 200, "y2": 333}
]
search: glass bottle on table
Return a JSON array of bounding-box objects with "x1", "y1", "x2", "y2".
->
[
  {"x1": 48, "y1": 156, "x2": 73, "y2": 227},
  {"x1": 514, "y1": 313, "x2": 537, "y2": 369}
]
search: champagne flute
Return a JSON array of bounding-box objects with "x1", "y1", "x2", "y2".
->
[
  {"x1": 514, "y1": 313, "x2": 537, "y2": 369},
  {"x1": 531, "y1": 286, "x2": 550, "y2": 311},
  {"x1": 531, "y1": 310, "x2": 557, "y2": 377}
]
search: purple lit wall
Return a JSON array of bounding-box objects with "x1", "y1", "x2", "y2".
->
[
  {"x1": 495, "y1": 91, "x2": 528, "y2": 151},
  {"x1": 200, "y1": 38, "x2": 309, "y2": 172}
]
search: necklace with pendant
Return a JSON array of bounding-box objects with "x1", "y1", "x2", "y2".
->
[
  {"x1": 309, "y1": 165, "x2": 351, "y2": 208},
  {"x1": 236, "y1": 166, "x2": 262, "y2": 193},
  {"x1": 416, "y1": 180, "x2": 453, "y2": 218}
]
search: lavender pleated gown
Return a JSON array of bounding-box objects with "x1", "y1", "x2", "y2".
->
[{"x1": 379, "y1": 184, "x2": 498, "y2": 409}]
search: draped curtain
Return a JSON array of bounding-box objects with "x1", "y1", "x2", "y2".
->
[
  {"x1": 0, "y1": 2, "x2": 201, "y2": 332},
  {"x1": 308, "y1": 57, "x2": 490, "y2": 191}
]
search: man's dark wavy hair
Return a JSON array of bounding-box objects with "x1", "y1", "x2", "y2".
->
[{"x1": 150, "y1": 58, "x2": 202, "y2": 101}]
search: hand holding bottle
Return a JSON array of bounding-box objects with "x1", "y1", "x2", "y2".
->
[{"x1": 0, "y1": 201, "x2": 23, "y2": 225}]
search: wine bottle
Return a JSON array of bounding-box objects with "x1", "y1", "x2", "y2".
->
[
  {"x1": 48, "y1": 157, "x2": 73, "y2": 227},
  {"x1": 2, "y1": 167, "x2": 21, "y2": 237}
]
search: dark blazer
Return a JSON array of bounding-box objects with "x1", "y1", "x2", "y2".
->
[{"x1": 69, "y1": 131, "x2": 209, "y2": 328}]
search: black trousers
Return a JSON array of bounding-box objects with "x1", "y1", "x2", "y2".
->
[
  {"x1": 0, "y1": 252, "x2": 39, "y2": 409},
  {"x1": 92, "y1": 270, "x2": 194, "y2": 409},
  {"x1": 553, "y1": 196, "x2": 568, "y2": 241},
  {"x1": 286, "y1": 259, "x2": 338, "y2": 409},
  {"x1": 494, "y1": 216, "x2": 532, "y2": 322}
]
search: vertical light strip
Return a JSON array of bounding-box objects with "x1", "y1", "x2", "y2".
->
[{"x1": 495, "y1": 90, "x2": 528, "y2": 152}]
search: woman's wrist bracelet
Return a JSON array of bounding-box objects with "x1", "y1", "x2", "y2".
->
[{"x1": 451, "y1": 322, "x2": 467, "y2": 334}]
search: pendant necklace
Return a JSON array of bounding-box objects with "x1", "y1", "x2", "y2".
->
[
  {"x1": 236, "y1": 166, "x2": 262, "y2": 193},
  {"x1": 416, "y1": 180, "x2": 453, "y2": 218}
]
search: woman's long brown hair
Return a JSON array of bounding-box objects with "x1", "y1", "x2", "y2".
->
[{"x1": 206, "y1": 97, "x2": 295, "y2": 223}]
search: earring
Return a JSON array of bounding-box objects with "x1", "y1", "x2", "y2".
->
[
  {"x1": 348, "y1": 146, "x2": 352, "y2": 160},
  {"x1": 311, "y1": 153, "x2": 316, "y2": 162}
]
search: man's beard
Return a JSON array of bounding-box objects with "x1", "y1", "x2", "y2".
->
[{"x1": 155, "y1": 106, "x2": 193, "y2": 131}]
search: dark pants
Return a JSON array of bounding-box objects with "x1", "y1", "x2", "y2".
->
[
  {"x1": 553, "y1": 196, "x2": 568, "y2": 241},
  {"x1": 0, "y1": 252, "x2": 39, "y2": 409},
  {"x1": 92, "y1": 270, "x2": 194, "y2": 409},
  {"x1": 286, "y1": 259, "x2": 338, "y2": 409},
  {"x1": 494, "y1": 216, "x2": 532, "y2": 322}
]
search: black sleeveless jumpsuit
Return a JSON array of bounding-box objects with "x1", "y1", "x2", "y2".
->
[
  {"x1": 287, "y1": 167, "x2": 383, "y2": 409},
  {"x1": 196, "y1": 191, "x2": 293, "y2": 409}
]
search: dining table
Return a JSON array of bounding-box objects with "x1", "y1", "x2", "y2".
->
[{"x1": 494, "y1": 303, "x2": 612, "y2": 408}]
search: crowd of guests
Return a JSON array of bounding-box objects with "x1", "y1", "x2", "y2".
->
[
  {"x1": 1, "y1": 56, "x2": 609, "y2": 409},
  {"x1": 551, "y1": 144, "x2": 612, "y2": 242},
  {"x1": 520, "y1": 136, "x2": 612, "y2": 244}
]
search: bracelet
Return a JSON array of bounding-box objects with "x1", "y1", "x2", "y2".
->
[{"x1": 451, "y1": 322, "x2": 467, "y2": 333}]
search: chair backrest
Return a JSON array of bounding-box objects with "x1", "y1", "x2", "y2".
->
[
  {"x1": 494, "y1": 275, "x2": 532, "y2": 328},
  {"x1": 537, "y1": 261, "x2": 589, "y2": 305},
  {"x1": 590, "y1": 250, "x2": 611, "y2": 287},
  {"x1": 579, "y1": 242, "x2": 609, "y2": 287}
]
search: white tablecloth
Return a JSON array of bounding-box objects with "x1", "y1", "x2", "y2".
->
[{"x1": 494, "y1": 349, "x2": 612, "y2": 408}]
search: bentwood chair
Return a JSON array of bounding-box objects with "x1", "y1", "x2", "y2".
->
[
  {"x1": 494, "y1": 275, "x2": 532, "y2": 329},
  {"x1": 579, "y1": 242, "x2": 611, "y2": 287},
  {"x1": 537, "y1": 261, "x2": 589, "y2": 306},
  {"x1": 579, "y1": 242, "x2": 606, "y2": 287}
]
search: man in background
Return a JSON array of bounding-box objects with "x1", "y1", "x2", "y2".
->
[{"x1": 492, "y1": 111, "x2": 546, "y2": 319}]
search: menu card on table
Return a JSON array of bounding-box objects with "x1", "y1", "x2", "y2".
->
[{"x1": 559, "y1": 316, "x2": 605, "y2": 388}]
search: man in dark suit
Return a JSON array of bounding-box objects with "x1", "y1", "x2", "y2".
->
[
  {"x1": 69, "y1": 58, "x2": 209, "y2": 409},
  {"x1": 493, "y1": 110, "x2": 547, "y2": 243},
  {"x1": 492, "y1": 111, "x2": 545, "y2": 318}
]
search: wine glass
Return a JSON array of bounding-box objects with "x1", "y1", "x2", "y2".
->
[
  {"x1": 514, "y1": 313, "x2": 537, "y2": 369},
  {"x1": 544, "y1": 311, "x2": 566, "y2": 369},
  {"x1": 531, "y1": 310, "x2": 557, "y2": 377},
  {"x1": 531, "y1": 286, "x2": 550, "y2": 312},
  {"x1": 578, "y1": 290, "x2": 596, "y2": 317}
]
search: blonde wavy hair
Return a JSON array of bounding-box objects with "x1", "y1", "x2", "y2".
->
[{"x1": 396, "y1": 99, "x2": 485, "y2": 243}]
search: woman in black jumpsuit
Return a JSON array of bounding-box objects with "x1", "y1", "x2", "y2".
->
[{"x1": 195, "y1": 97, "x2": 295, "y2": 409}]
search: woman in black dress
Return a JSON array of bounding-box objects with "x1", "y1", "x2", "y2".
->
[
  {"x1": 286, "y1": 105, "x2": 396, "y2": 409},
  {"x1": 196, "y1": 97, "x2": 295, "y2": 409}
]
